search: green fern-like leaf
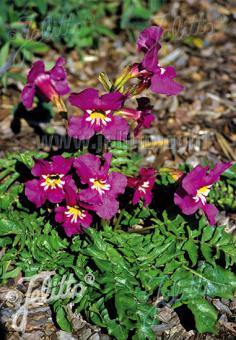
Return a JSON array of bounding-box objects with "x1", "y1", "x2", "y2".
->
[{"x1": 109, "y1": 141, "x2": 141, "y2": 176}]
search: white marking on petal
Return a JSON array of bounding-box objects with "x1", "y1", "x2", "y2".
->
[
  {"x1": 193, "y1": 185, "x2": 212, "y2": 205},
  {"x1": 138, "y1": 181, "x2": 150, "y2": 193},
  {"x1": 160, "y1": 67, "x2": 166, "y2": 75}
]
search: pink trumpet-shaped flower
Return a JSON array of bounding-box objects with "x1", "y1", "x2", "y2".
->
[
  {"x1": 174, "y1": 162, "x2": 232, "y2": 225},
  {"x1": 127, "y1": 168, "x2": 156, "y2": 206},
  {"x1": 25, "y1": 156, "x2": 75, "y2": 207},
  {"x1": 22, "y1": 57, "x2": 70, "y2": 109},
  {"x1": 117, "y1": 97, "x2": 155, "y2": 136},
  {"x1": 68, "y1": 88, "x2": 129, "y2": 141},
  {"x1": 129, "y1": 26, "x2": 184, "y2": 96},
  {"x1": 55, "y1": 188, "x2": 92, "y2": 237},
  {"x1": 73, "y1": 153, "x2": 127, "y2": 219}
]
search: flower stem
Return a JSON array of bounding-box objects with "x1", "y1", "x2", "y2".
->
[
  {"x1": 128, "y1": 225, "x2": 159, "y2": 233},
  {"x1": 114, "y1": 208, "x2": 125, "y2": 231}
]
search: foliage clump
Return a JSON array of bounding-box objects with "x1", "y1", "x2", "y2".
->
[{"x1": 0, "y1": 25, "x2": 236, "y2": 339}]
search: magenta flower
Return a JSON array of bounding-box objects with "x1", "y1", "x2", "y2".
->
[
  {"x1": 117, "y1": 98, "x2": 155, "y2": 136},
  {"x1": 127, "y1": 168, "x2": 156, "y2": 206},
  {"x1": 74, "y1": 153, "x2": 127, "y2": 219},
  {"x1": 131, "y1": 26, "x2": 184, "y2": 96},
  {"x1": 174, "y1": 163, "x2": 232, "y2": 225},
  {"x1": 25, "y1": 156, "x2": 76, "y2": 208},
  {"x1": 22, "y1": 57, "x2": 70, "y2": 109},
  {"x1": 137, "y1": 25, "x2": 163, "y2": 68},
  {"x1": 55, "y1": 189, "x2": 92, "y2": 237},
  {"x1": 68, "y1": 88, "x2": 129, "y2": 141}
]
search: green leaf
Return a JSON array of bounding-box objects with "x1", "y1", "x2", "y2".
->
[
  {"x1": 187, "y1": 298, "x2": 218, "y2": 333},
  {"x1": 0, "y1": 42, "x2": 9, "y2": 68},
  {"x1": 0, "y1": 217, "x2": 22, "y2": 235},
  {"x1": 221, "y1": 163, "x2": 236, "y2": 179},
  {"x1": 12, "y1": 36, "x2": 49, "y2": 55},
  {"x1": 139, "y1": 269, "x2": 160, "y2": 292},
  {"x1": 16, "y1": 151, "x2": 48, "y2": 168},
  {"x1": 200, "y1": 243, "x2": 214, "y2": 263},
  {"x1": 183, "y1": 239, "x2": 198, "y2": 265},
  {"x1": 55, "y1": 306, "x2": 72, "y2": 332},
  {"x1": 200, "y1": 264, "x2": 236, "y2": 299},
  {"x1": 0, "y1": 151, "x2": 236, "y2": 339},
  {"x1": 1, "y1": 266, "x2": 21, "y2": 279},
  {"x1": 201, "y1": 226, "x2": 215, "y2": 242}
]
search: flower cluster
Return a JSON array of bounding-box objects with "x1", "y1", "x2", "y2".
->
[
  {"x1": 22, "y1": 26, "x2": 232, "y2": 236},
  {"x1": 25, "y1": 154, "x2": 127, "y2": 235}
]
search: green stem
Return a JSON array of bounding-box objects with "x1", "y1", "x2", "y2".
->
[
  {"x1": 100, "y1": 219, "x2": 108, "y2": 230},
  {"x1": 0, "y1": 167, "x2": 14, "y2": 181},
  {"x1": 128, "y1": 225, "x2": 159, "y2": 233},
  {"x1": 0, "y1": 172, "x2": 19, "y2": 193},
  {"x1": 114, "y1": 209, "x2": 125, "y2": 231},
  {"x1": 182, "y1": 265, "x2": 206, "y2": 280}
]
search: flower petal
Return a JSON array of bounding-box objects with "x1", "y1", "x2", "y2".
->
[
  {"x1": 55, "y1": 206, "x2": 66, "y2": 223},
  {"x1": 142, "y1": 45, "x2": 159, "y2": 71},
  {"x1": 46, "y1": 187, "x2": 65, "y2": 204},
  {"x1": 25, "y1": 179, "x2": 46, "y2": 207},
  {"x1": 50, "y1": 57, "x2": 70, "y2": 95},
  {"x1": 151, "y1": 72, "x2": 184, "y2": 96},
  {"x1": 108, "y1": 172, "x2": 127, "y2": 196},
  {"x1": 31, "y1": 158, "x2": 50, "y2": 177},
  {"x1": 102, "y1": 116, "x2": 129, "y2": 141},
  {"x1": 74, "y1": 153, "x2": 101, "y2": 184},
  {"x1": 127, "y1": 177, "x2": 138, "y2": 187},
  {"x1": 22, "y1": 84, "x2": 36, "y2": 109},
  {"x1": 174, "y1": 189, "x2": 200, "y2": 215},
  {"x1": 100, "y1": 153, "x2": 112, "y2": 177},
  {"x1": 51, "y1": 79, "x2": 70, "y2": 96},
  {"x1": 64, "y1": 175, "x2": 77, "y2": 194},
  {"x1": 69, "y1": 88, "x2": 99, "y2": 110},
  {"x1": 202, "y1": 203, "x2": 218, "y2": 226},
  {"x1": 49, "y1": 57, "x2": 66, "y2": 79},
  {"x1": 79, "y1": 188, "x2": 101, "y2": 205},
  {"x1": 144, "y1": 190, "x2": 153, "y2": 206},
  {"x1": 137, "y1": 26, "x2": 163, "y2": 52},
  {"x1": 181, "y1": 165, "x2": 209, "y2": 196},
  {"x1": 68, "y1": 115, "x2": 95, "y2": 140},
  {"x1": 132, "y1": 189, "x2": 141, "y2": 205},
  {"x1": 140, "y1": 167, "x2": 156, "y2": 179},
  {"x1": 64, "y1": 184, "x2": 77, "y2": 206},
  {"x1": 63, "y1": 223, "x2": 82, "y2": 237},
  {"x1": 27, "y1": 60, "x2": 45, "y2": 83},
  {"x1": 51, "y1": 156, "x2": 73, "y2": 175},
  {"x1": 99, "y1": 91, "x2": 124, "y2": 111},
  {"x1": 206, "y1": 162, "x2": 232, "y2": 186},
  {"x1": 80, "y1": 212, "x2": 93, "y2": 229},
  {"x1": 95, "y1": 196, "x2": 119, "y2": 219},
  {"x1": 151, "y1": 66, "x2": 184, "y2": 96}
]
